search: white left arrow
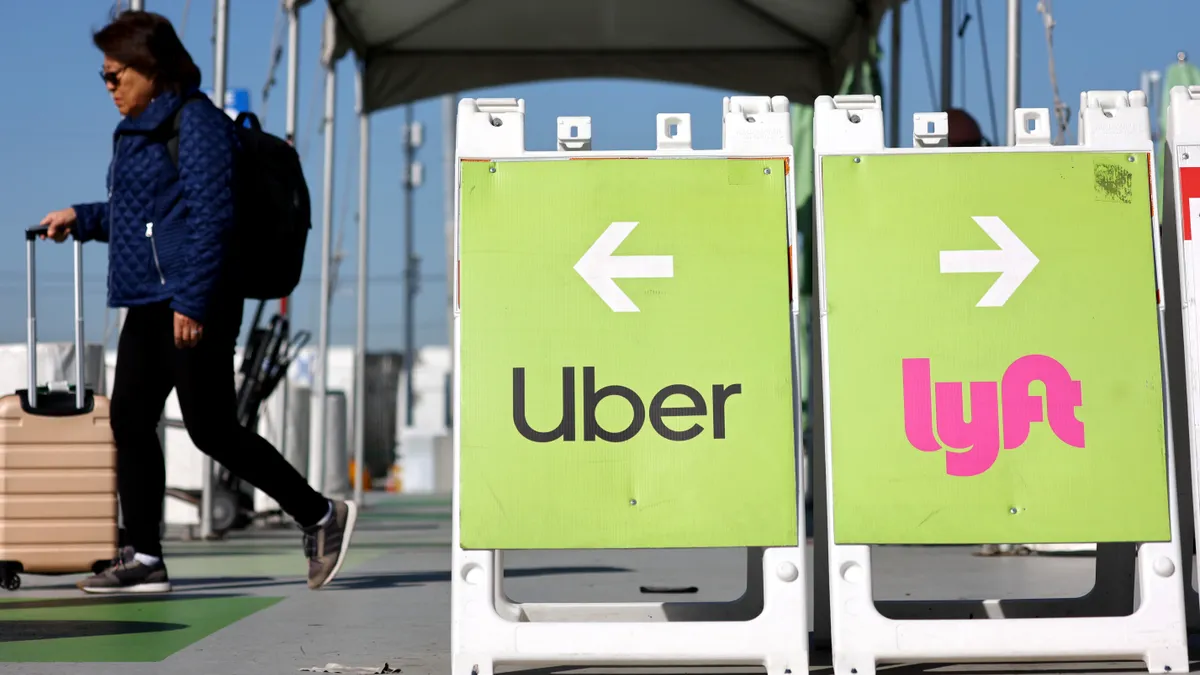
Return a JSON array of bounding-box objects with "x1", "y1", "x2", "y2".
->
[
  {"x1": 939, "y1": 216, "x2": 1039, "y2": 307},
  {"x1": 574, "y1": 221, "x2": 674, "y2": 312}
]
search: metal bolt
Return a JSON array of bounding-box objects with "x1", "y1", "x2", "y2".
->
[
  {"x1": 853, "y1": 157, "x2": 861, "y2": 163},
  {"x1": 490, "y1": 117, "x2": 503, "y2": 127},
  {"x1": 1128, "y1": 155, "x2": 1136, "y2": 162},
  {"x1": 849, "y1": 114, "x2": 861, "y2": 123},
  {"x1": 1185, "y1": 153, "x2": 1191, "y2": 160},
  {"x1": 488, "y1": 166, "x2": 496, "y2": 173},
  {"x1": 1010, "y1": 507, "x2": 1018, "y2": 514},
  {"x1": 629, "y1": 499, "x2": 637, "y2": 506},
  {"x1": 764, "y1": 168, "x2": 771, "y2": 175},
  {"x1": 746, "y1": 116, "x2": 756, "y2": 123}
]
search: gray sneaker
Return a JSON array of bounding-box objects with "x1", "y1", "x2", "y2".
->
[
  {"x1": 77, "y1": 547, "x2": 171, "y2": 594},
  {"x1": 302, "y1": 500, "x2": 358, "y2": 589}
]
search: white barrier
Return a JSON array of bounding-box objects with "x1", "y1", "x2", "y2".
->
[
  {"x1": 0, "y1": 342, "x2": 106, "y2": 396},
  {"x1": 812, "y1": 92, "x2": 1188, "y2": 673},
  {"x1": 450, "y1": 96, "x2": 807, "y2": 674},
  {"x1": 1162, "y1": 84, "x2": 1200, "y2": 630}
]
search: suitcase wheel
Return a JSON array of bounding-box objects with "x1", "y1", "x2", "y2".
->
[{"x1": 1, "y1": 572, "x2": 20, "y2": 591}]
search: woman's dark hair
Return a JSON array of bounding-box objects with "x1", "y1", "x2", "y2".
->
[{"x1": 93, "y1": 10, "x2": 201, "y2": 94}]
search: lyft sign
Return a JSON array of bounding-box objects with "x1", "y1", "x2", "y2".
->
[{"x1": 819, "y1": 151, "x2": 1170, "y2": 545}]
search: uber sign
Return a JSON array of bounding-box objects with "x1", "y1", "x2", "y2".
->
[
  {"x1": 512, "y1": 367, "x2": 742, "y2": 443},
  {"x1": 457, "y1": 158, "x2": 799, "y2": 550}
]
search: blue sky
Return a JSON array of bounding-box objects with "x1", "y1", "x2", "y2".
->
[{"x1": 1, "y1": 0, "x2": 1196, "y2": 352}]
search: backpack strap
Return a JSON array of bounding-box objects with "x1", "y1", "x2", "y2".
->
[{"x1": 166, "y1": 92, "x2": 210, "y2": 168}]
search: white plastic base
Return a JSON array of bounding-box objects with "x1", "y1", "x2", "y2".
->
[
  {"x1": 451, "y1": 548, "x2": 808, "y2": 675},
  {"x1": 830, "y1": 542, "x2": 1187, "y2": 675}
]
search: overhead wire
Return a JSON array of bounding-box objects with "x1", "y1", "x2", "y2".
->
[
  {"x1": 913, "y1": 0, "x2": 940, "y2": 110},
  {"x1": 974, "y1": 0, "x2": 1000, "y2": 143},
  {"x1": 957, "y1": 0, "x2": 969, "y2": 107},
  {"x1": 1036, "y1": 0, "x2": 1070, "y2": 144},
  {"x1": 179, "y1": 0, "x2": 193, "y2": 39},
  {"x1": 299, "y1": 51, "x2": 327, "y2": 162},
  {"x1": 259, "y1": 1, "x2": 287, "y2": 127}
]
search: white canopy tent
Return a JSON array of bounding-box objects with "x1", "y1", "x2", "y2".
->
[
  {"x1": 324, "y1": 0, "x2": 894, "y2": 112},
  {"x1": 308, "y1": 0, "x2": 899, "y2": 506}
]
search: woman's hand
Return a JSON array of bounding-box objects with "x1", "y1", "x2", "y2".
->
[
  {"x1": 174, "y1": 312, "x2": 204, "y2": 349},
  {"x1": 39, "y1": 207, "x2": 76, "y2": 243}
]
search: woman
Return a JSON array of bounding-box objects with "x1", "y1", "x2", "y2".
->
[{"x1": 40, "y1": 10, "x2": 356, "y2": 594}]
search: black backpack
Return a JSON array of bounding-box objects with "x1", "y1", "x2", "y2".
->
[{"x1": 167, "y1": 94, "x2": 311, "y2": 301}]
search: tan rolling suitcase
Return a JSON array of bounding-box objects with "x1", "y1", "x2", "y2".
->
[{"x1": 0, "y1": 226, "x2": 117, "y2": 590}]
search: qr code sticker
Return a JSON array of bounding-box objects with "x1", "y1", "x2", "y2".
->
[{"x1": 1093, "y1": 161, "x2": 1132, "y2": 204}]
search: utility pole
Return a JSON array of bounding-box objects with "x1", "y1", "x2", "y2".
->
[{"x1": 403, "y1": 106, "x2": 424, "y2": 428}]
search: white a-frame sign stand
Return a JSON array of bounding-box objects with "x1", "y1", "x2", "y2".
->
[
  {"x1": 812, "y1": 91, "x2": 1188, "y2": 674},
  {"x1": 450, "y1": 96, "x2": 809, "y2": 674}
]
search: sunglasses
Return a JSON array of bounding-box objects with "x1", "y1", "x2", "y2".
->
[{"x1": 99, "y1": 66, "x2": 127, "y2": 87}]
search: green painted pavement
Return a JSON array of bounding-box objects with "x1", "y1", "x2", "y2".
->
[
  {"x1": 0, "y1": 595, "x2": 280, "y2": 662},
  {"x1": 820, "y1": 151, "x2": 1169, "y2": 545},
  {"x1": 458, "y1": 158, "x2": 798, "y2": 550}
]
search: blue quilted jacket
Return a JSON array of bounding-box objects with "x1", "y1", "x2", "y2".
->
[{"x1": 72, "y1": 89, "x2": 237, "y2": 323}]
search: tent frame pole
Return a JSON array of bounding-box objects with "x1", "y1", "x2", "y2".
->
[
  {"x1": 310, "y1": 12, "x2": 337, "y2": 495},
  {"x1": 198, "y1": 0, "x2": 230, "y2": 541},
  {"x1": 1005, "y1": 0, "x2": 1021, "y2": 145},
  {"x1": 940, "y1": 0, "x2": 953, "y2": 111},
  {"x1": 888, "y1": 1, "x2": 902, "y2": 146},
  {"x1": 353, "y1": 65, "x2": 370, "y2": 506}
]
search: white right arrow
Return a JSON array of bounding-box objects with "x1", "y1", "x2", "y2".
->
[
  {"x1": 574, "y1": 221, "x2": 674, "y2": 312},
  {"x1": 939, "y1": 216, "x2": 1039, "y2": 307}
]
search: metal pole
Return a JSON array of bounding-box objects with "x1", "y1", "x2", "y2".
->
[
  {"x1": 310, "y1": 12, "x2": 337, "y2": 494},
  {"x1": 118, "y1": 0, "x2": 143, "y2": 332},
  {"x1": 1005, "y1": 0, "x2": 1021, "y2": 145},
  {"x1": 73, "y1": 243, "x2": 85, "y2": 411},
  {"x1": 285, "y1": 2, "x2": 301, "y2": 146},
  {"x1": 199, "y1": 0, "x2": 229, "y2": 540},
  {"x1": 404, "y1": 104, "x2": 417, "y2": 428},
  {"x1": 940, "y1": 0, "x2": 953, "y2": 111},
  {"x1": 888, "y1": 2, "x2": 902, "y2": 146},
  {"x1": 275, "y1": 0, "x2": 301, "y2": 484},
  {"x1": 353, "y1": 65, "x2": 370, "y2": 506},
  {"x1": 443, "y1": 93, "x2": 456, "y2": 428},
  {"x1": 123, "y1": 0, "x2": 143, "y2": 547}
]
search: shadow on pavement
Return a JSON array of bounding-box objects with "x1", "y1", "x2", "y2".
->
[
  {"x1": 157, "y1": 565, "x2": 633, "y2": 592},
  {"x1": 501, "y1": 663, "x2": 1166, "y2": 675},
  {"x1": 12, "y1": 565, "x2": 635, "y2": 596},
  {"x1": 0, "y1": 619, "x2": 188, "y2": 643},
  {"x1": 0, "y1": 593, "x2": 245, "y2": 611},
  {"x1": 328, "y1": 565, "x2": 633, "y2": 591}
]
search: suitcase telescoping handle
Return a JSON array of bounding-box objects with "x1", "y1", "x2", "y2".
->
[{"x1": 24, "y1": 225, "x2": 86, "y2": 411}]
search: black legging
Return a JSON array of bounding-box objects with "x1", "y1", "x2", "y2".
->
[{"x1": 109, "y1": 297, "x2": 328, "y2": 557}]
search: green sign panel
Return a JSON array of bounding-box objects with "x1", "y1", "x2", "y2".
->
[
  {"x1": 458, "y1": 158, "x2": 798, "y2": 549},
  {"x1": 821, "y1": 151, "x2": 1170, "y2": 545}
]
